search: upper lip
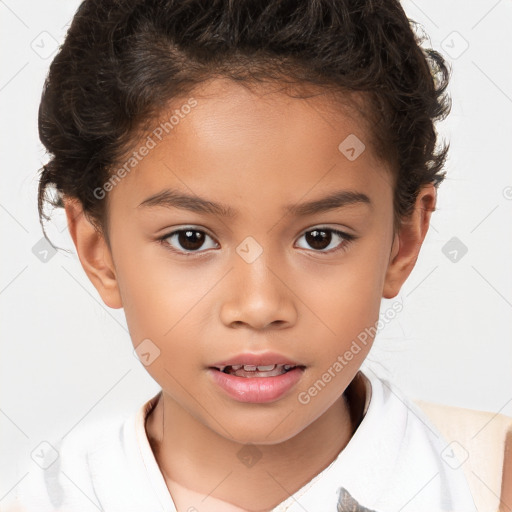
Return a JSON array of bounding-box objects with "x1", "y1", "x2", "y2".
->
[{"x1": 210, "y1": 351, "x2": 304, "y2": 369}]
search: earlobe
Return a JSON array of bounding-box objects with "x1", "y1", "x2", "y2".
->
[
  {"x1": 64, "y1": 197, "x2": 123, "y2": 309},
  {"x1": 382, "y1": 184, "x2": 437, "y2": 299}
]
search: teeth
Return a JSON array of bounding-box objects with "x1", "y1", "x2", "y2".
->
[
  {"x1": 215, "y1": 363, "x2": 297, "y2": 374},
  {"x1": 240, "y1": 364, "x2": 279, "y2": 371}
]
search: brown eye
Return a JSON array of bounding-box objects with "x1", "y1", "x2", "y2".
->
[
  {"x1": 304, "y1": 229, "x2": 332, "y2": 250},
  {"x1": 177, "y1": 230, "x2": 205, "y2": 250},
  {"x1": 162, "y1": 228, "x2": 219, "y2": 254},
  {"x1": 296, "y1": 227, "x2": 355, "y2": 253}
]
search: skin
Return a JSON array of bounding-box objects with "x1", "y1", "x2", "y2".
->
[{"x1": 64, "y1": 77, "x2": 436, "y2": 512}]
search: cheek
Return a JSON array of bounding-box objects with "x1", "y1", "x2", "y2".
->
[
  {"x1": 116, "y1": 253, "x2": 206, "y2": 387},
  {"x1": 114, "y1": 236, "x2": 205, "y2": 336},
  {"x1": 296, "y1": 250, "x2": 385, "y2": 342},
  {"x1": 114, "y1": 246, "x2": 222, "y2": 388}
]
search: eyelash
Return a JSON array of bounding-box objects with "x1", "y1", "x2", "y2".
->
[{"x1": 157, "y1": 226, "x2": 357, "y2": 257}]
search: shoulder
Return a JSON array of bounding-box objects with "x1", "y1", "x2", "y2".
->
[
  {"x1": 14, "y1": 412, "x2": 133, "y2": 512},
  {"x1": 500, "y1": 426, "x2": 512, "y2": 512},
  {"x1": 414, "y1": 398, "x2": 512, "y2": 512},
  {"x1": 358, "y1": 369, "x2": 478, "y2": 511}
]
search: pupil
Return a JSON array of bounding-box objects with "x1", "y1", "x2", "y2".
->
[
  {"x1": 179, "y1": 230, "x2": 205, "y2": 250},
  {"x1": 306, "y1": 229, "x2": 331, "y2": 250}
]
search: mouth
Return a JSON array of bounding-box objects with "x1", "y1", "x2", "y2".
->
[
  {"x1": 210, "y1": 363, "x2": 303, "y2": 378},
  {"x1": 208, "y1": 362, "x2": 306, "y2": 403}
]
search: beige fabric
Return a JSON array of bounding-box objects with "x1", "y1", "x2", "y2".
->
[
  {"x1": 501, "y1": 428, "x2": 512, "y2": 511},
  {"x1": 414, "y1": 400, "x2": 512, "y2": 512}
]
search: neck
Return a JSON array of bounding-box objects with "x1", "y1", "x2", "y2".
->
[{"x1": 146, "y1": 373, "x2": 366, "y2": 512}]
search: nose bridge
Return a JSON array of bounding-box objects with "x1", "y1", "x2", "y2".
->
[{"x1": 219, "y1": 237, "x2": 297, "y2": 329}]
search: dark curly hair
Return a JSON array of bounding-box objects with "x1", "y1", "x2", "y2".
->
[{"x1": 37, "y1": 0, "x2": 451, "y2": 248}]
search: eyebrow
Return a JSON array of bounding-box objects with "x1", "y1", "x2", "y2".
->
[{"x1": 137, "y1": 188, "x2": 372, "y2": 217}]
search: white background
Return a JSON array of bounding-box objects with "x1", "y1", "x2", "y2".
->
[{"x1": 1, "y1": 0, "x2": 511, "y2": 504}]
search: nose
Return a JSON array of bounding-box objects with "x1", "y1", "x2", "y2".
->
[{"x1": 219, "y1": 251, "x2": 298, "y2": 331}]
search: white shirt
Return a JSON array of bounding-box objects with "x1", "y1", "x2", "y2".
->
[{"x1": 13, "y1": 369, "x2": 477, "y2": 512}]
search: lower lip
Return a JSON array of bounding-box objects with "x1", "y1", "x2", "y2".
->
[{"x1": 208, "y1": 367, "x2": 305, "y2": 403}]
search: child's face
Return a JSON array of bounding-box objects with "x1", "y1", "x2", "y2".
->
[{"x1": 70, "y1": 78, "x2": 426, "y2": 444}]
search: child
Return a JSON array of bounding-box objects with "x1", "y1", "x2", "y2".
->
[{"x1": 14, "y1": 0, "x2": 478, "y2": 510}]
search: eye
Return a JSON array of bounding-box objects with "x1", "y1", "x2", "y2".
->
[
  {"x1": 295, "y1": 227, "x2": 356, "y2": 253},
  {"x1": 158, "y1": 226, "x2": 356, "y2": 256},
  {"x1": 159, "y1": 227, "x2": 219, "y2": 255}
]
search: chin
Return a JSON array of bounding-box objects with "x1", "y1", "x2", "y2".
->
[{"x1": 212, "y1": 415, "x2": 309, "y2": 447}]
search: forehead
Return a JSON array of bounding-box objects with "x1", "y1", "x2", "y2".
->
[
  {"x1": 158, "y1": 78, "x2": 374, "y2": 162},
  {"x1": 108, "y1": 77, "x2": 394, "y2": 217}
]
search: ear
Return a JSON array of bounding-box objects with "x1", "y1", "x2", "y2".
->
[
  {"x1": 382, "y1": 183, "x2": 437, "y2": 299},
  {"x1": 64, "y1": 197, "x2": 123, "y2": 309}
]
